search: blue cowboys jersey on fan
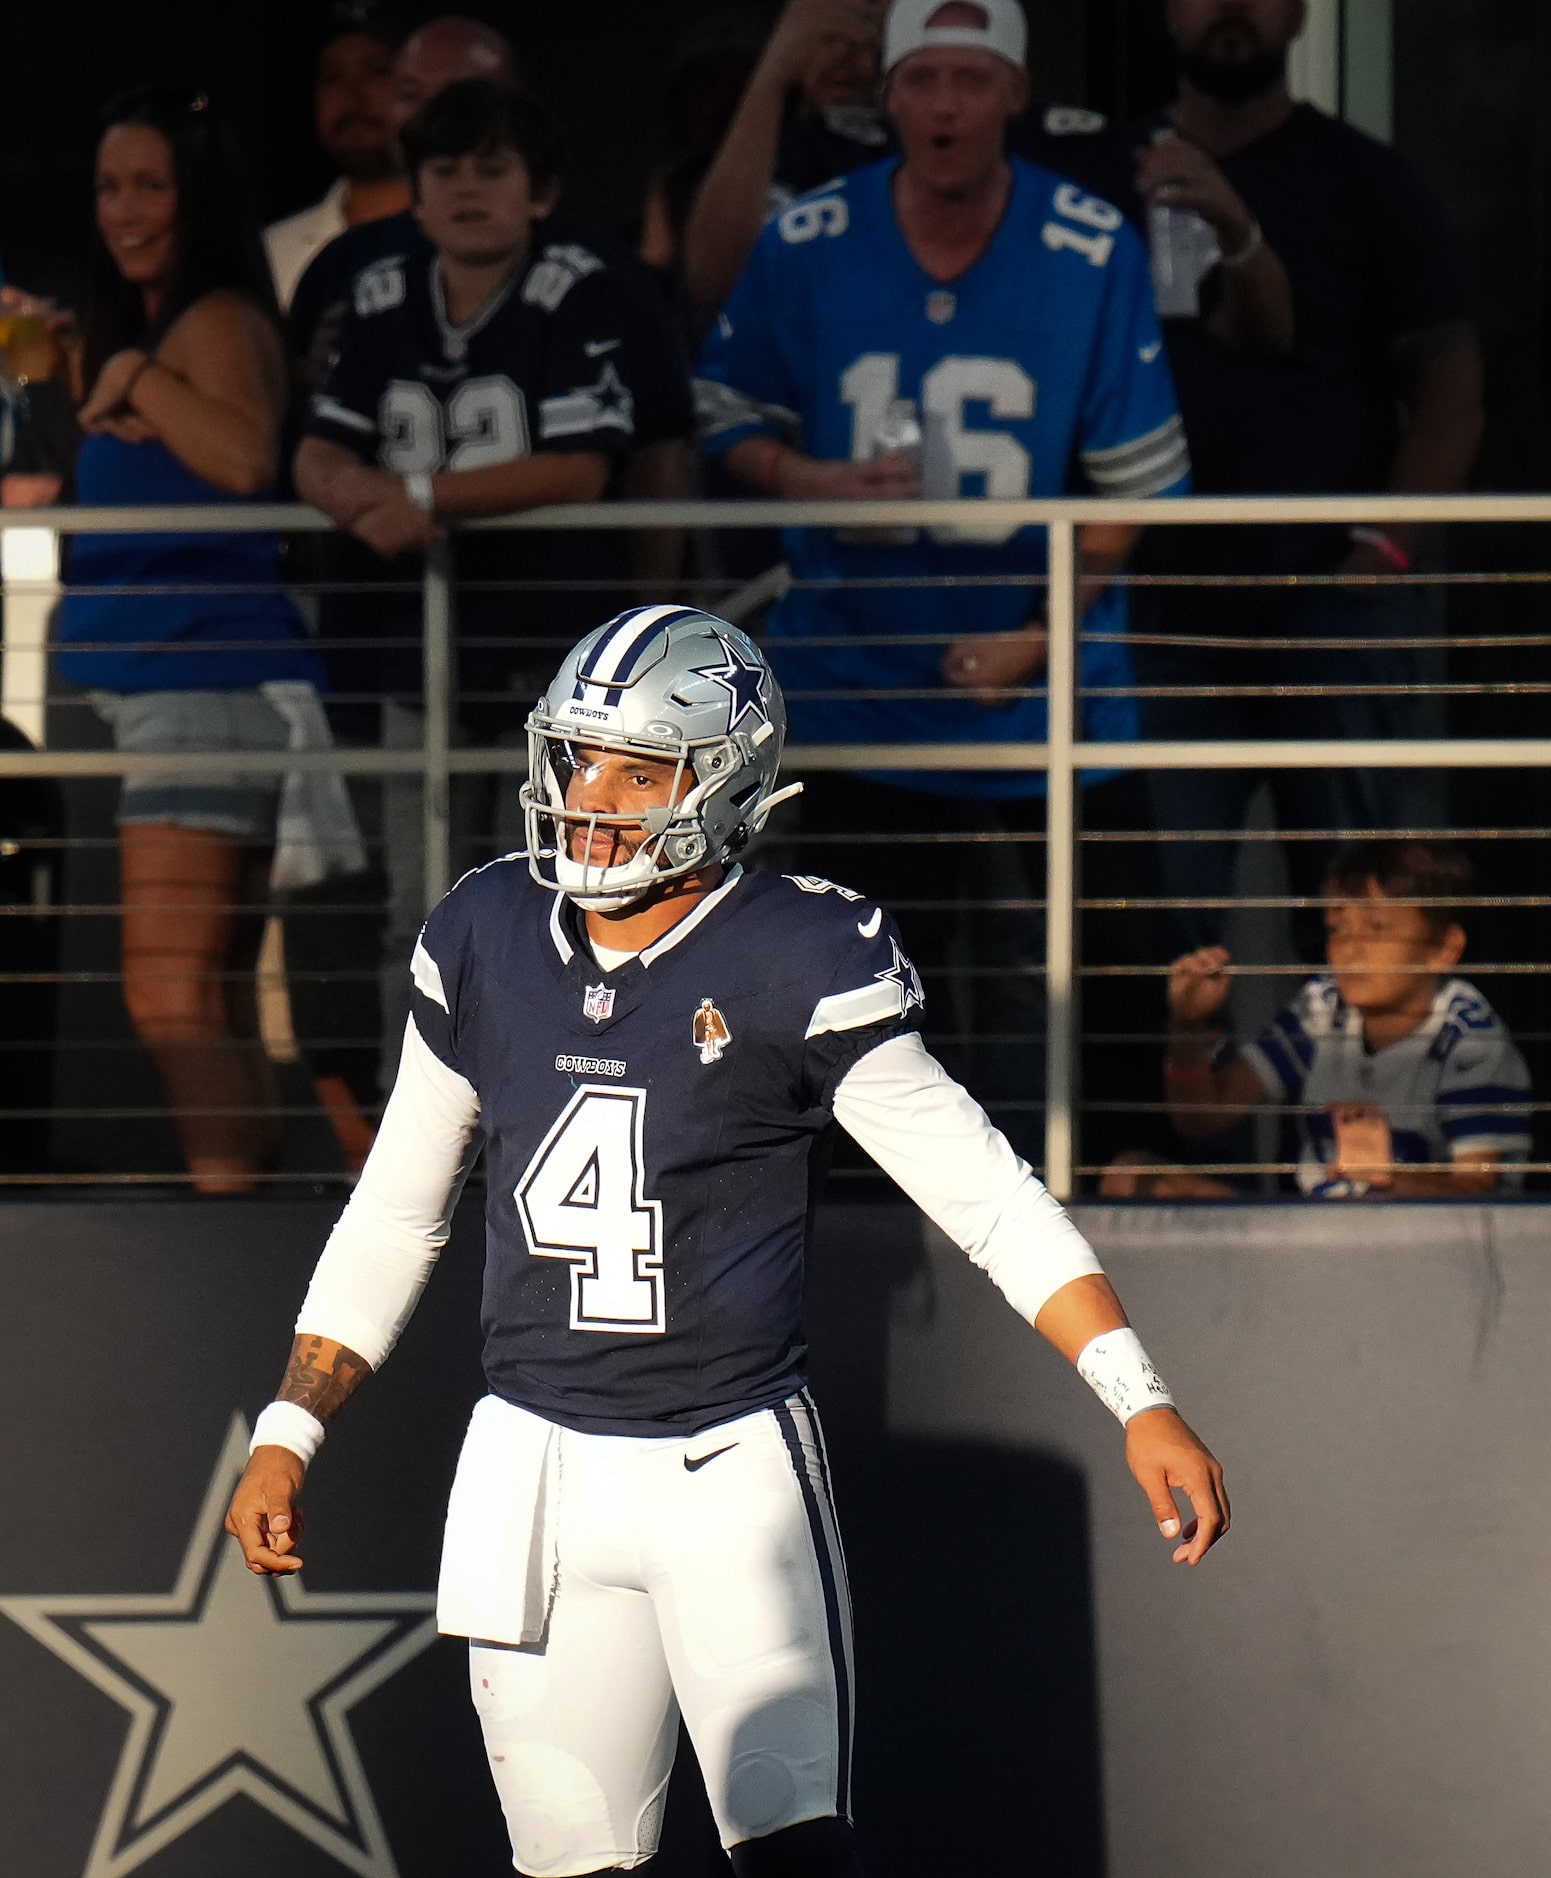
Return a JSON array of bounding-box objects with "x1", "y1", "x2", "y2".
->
[
  {"x1": 694, "y1": 156, "x2": 1190, "y2": 795},
  {"x1": 410, "y1": 857, "x2": 923, "y2": 1433}
]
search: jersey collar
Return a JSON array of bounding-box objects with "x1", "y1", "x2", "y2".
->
[
  {"x1": 430, "y1": 253, "x2": 523, "y2": 363},
  {"x1": 639, "y1": 865, "x2": 744, "y2": 967},
  {"x1": 544, "y1": 865, "x2": 746, "y2": 970}
]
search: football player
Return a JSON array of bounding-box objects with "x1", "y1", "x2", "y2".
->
[{"x1": 227, "y1": 607, "x2": 1229, "y2": 1878}]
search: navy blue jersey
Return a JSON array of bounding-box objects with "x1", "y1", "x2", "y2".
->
[
  {"x1": 307, "y1": 239, "x2": 651, "y2": 478},
  {"x1": 411, "y1": 860, "x2": 925, "y2": 1435},
  {"x1": 291, "y1": 208, "x2": 694, "y2": 447},
  {"x1": 304, "y1": 239, "x2": 681, "y2": 721},
  {"x1": 695, "y1": 157, "x2": 1189, "y2": 796}
]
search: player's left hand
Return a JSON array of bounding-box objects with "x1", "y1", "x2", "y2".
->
[
  {"x1": 1135, "y1": 134, "x2": 1255, "y2": 255},
  {"x1": 1125, "y1": 1406, "x2": 1230, "y2": 1565},
  {"x1": 941, "y1": 624, "x2": 1047, "y2": 694}
]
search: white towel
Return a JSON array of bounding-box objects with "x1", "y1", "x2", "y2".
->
[
  {"x1": 260, "y1": 680, "x2": 368, "y2": 891},
  {"x1": 437, "y1": 1395, "x2": 558, "y2": 1645}
]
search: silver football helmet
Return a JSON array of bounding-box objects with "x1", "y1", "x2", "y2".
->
[{"x1": 521, "y1": 605, "x2": 802, "y2": 910}]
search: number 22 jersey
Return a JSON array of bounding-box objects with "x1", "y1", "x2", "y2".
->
[{"x1": 408, "y1": 858, "x2": 925, "y2": 1435}]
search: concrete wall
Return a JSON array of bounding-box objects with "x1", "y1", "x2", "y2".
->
[{"x1": 1, "y1": 1199, "x2": 1548, "y2": 1877}]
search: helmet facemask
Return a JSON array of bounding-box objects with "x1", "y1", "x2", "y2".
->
[{"x1": 523, "y1": 728, "x2": 745, "y2": 911}]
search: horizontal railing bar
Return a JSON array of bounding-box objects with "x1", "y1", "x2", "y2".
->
[
  {"x1": 1072, "y1": 1164, "x2": 1551, "y2": 1178},
  {"x1": 6, "y1": 493, "x2": 1551, "y2": 535},
  {"x1": 11, "y1": 738, "x2": 1551, "y2": 778}
]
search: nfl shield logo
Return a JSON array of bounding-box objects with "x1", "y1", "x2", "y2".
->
[{"x1": 583, "y1": 984, "x2": 616, "y2": 1023}]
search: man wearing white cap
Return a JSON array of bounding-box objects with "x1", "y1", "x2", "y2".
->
[
  {"x1": 695, "y1": 0, "x2": 1190, "y2": 1161},
  {"x1": 683, "y1": 0, "x2": 1124, "y2": 309}
]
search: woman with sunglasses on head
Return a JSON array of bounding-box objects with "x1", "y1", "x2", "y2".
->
[{"x1": 57, "y1": 86, "x2": 331, "y2": 1194}]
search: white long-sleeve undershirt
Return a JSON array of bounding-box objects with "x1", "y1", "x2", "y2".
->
[
  {"x1": 830, "y1": 1031, "x2": 1103, "y2": 1321},
  {"x1": 294, "y1": 1023, "x2": 1103, "y2": 1369}
]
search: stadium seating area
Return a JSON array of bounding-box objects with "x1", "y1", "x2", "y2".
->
[{"x1": 3, "y1": 0, "x2": 1549, "y2": 1199}]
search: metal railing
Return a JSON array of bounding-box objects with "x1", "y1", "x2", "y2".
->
[{"x1": 5, "y1": 491, "x2": 1551, "y2": 1198}]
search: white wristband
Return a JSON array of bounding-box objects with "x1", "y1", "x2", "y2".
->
[
  {"x1": 403, "y1": 471, "x2": 435, "y2": 512},
  {"x1": 250, "y1": 1401, "x2": 326, "y2": 1468},
  {"x1": 1077, "y1": 1328, "x2": 1176, "y2": 1426}
]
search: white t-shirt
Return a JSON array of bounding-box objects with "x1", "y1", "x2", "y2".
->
[
  {"x1": 1240, "y1": 974, "x2": 1533, "y2": 1196},
  {"x1": 263, "y1": 180, "x2": 349, "y2": 312}
]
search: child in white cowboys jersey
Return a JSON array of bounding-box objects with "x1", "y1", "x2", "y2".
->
[
  {"x1": 226, "y1": 607, "x2": 1229, "y2": 1878},
  {"x1": 1108, "y1": 841, "x2": 1532, "y2": 1200}
]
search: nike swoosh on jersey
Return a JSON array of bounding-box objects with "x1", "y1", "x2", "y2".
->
[
  {"x1": 683, "y1": 1443, "x2": 738, "y2": 1472},
  {"x1": 584, "y1": 338, "x2": 621, "y2": 356},
  {"x1": 857, "y1": 908, "x2": 883, "y2": 939},
  {"x1": 1139, "y1": 340, "x2": 1163, "y2": 363}
]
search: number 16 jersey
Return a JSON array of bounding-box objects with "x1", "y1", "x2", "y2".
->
[
  {"x1": 694, "y1": 157, "x2": 1191, "y2": 791},
  {"x1": 410, "y1": 858, "x2": 924, "y2": 1436}
]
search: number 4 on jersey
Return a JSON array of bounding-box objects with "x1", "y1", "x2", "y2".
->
[{"x1": 516, "y1": 1086, "x2": 666, "y2": 1334}]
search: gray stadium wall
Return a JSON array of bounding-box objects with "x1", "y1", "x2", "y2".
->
[{"x1": 0, "y1": 1198, "x2": 1547, "y2": 1878}]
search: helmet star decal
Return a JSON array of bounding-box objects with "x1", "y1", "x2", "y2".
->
[{"x1": 695, "y1": 638, "x2": 769, "y2": 732}]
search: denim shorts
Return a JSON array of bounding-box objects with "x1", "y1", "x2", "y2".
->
[{"x1": 91, "y1": 688, "x2": 290, "y2": 840}]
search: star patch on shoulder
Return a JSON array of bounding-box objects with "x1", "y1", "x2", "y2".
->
[{"x1": 877, "y1": 938, "x2": 924, "y2": 1016}]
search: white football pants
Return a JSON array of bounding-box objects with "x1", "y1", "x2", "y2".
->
[{"x1": 468, "y1": 1392, "x2": 854, "y2": 1876}]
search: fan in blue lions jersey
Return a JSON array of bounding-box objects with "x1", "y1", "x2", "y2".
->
[
  {"x1": 695, "y1": 0, "x2": 1190, "y2": 1164},
  {"x1": 226, "y1": 607, "x2": 1228, "y2": 1878},
  {"x1": 695, "y1": 0, "x2": 1189, "y2": 786}
]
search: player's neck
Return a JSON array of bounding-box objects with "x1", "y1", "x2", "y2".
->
[
  {"x1": 581, "y1": 865, "x2": 728, "y2": 959},
  {"x1": 1170, "y1": 81, "x2": 1295, "y2": 159},
  {"x1": 438, "y1": 246, "x2": 528, "y2": 326},
  {"x1": 893, "y1": 157, "x2": 1012, "y2": 281}
]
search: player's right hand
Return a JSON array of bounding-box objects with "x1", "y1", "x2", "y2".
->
[
  {"x1": 225, "y1": 1447, "x2": 308, "y2": 1575},
  {"x1": 1167, "y1": 945, "x2": 1232, "y2": 1026}
]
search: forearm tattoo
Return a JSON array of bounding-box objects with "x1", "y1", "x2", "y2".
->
[{"x1": 276, "y1": 1334, "x2": 372, "y2": 1425}]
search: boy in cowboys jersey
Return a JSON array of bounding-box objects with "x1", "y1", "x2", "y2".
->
[
  {"x1": 295, "y1": 77, "x2": 674, "y2": 718},
  {"x1": 1109, "y1": 840, "x2": 1533, "y2": 1200},
  {"x1": 227, "y1": 608, "x2": 1229, "y2": 1878}
]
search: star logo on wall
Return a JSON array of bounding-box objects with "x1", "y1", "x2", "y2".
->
[
  {"x1": 0, "y1": 1415, "x2": 438, "y2": 1878},
  {"x1": 695, "y1": 637, "x2": 769, "y2": 732}
]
